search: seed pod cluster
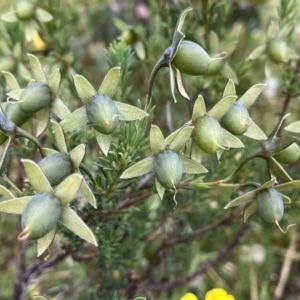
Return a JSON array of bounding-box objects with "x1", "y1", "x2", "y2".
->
[
  {"x1": 172, "y1": 40, "x2": 210, "y2": 75},
  {"x1": 255, "y1": 188, "x2": 284, "y2": 224},
  {"x1": 153, "y1": 150, "x2": 183, "y2": 189},
  {"x1": 38, "y1": 152, "x2": 73, "y2": 186},
  {"x1": 20, "y1": 192, "x2": 62, "y2": 240},
  {"x1": 86, "y1": 94, "x2": 120, "y2": 134},
  {"x1": 193, "y1": 115, "x2": 224, "y2": 154},
  {"x1": 221, "y1": 102, "x2": 251, "y2": 135}
]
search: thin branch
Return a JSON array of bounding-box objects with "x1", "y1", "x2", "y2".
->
[{"x1": 136, "y1": 223, "x2": 248, "y2": 293}]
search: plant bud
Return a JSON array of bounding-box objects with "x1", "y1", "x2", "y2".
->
[
  {"x1": 255, "y1": 188, "x2": 284, "y2": 224},
  {"x1": 266, "y1": 38, "x2": 287, "y2": 64},
  {"x1": 86, "y1": 94, "x2": 120, "y2": 134},
  {"x1": 19, "y1": 82, "x2": 52, "y2": 114},
  {"x1": 5, "y1": 101, "x2": 31, "y2": 126},
  {"x1": 153, "y1": 150, "x2": 183, "y2": 189},
  {"x1": 20, "y1": 192, "x2": 61, "y2": 240},
  {"x1": 273, "y1": 142, "x2": 300, "y2": 164},
  {"x1": 193, "y1": 115, "x2": 224, "y2": 154},
  {"x1": 38, "y1": 152, "x2": 72, "y2": 186},
  {"x1": 172, "y1": 40, "x2": 210, "y2": 75},
  {"x1": 221, "y1": 102, "x2": 251, "y2": 135},
  {"x1": 16, "y1": 0, "x2": 37, "y2": 21}
]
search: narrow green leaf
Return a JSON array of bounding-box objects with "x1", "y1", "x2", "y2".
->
[
  {"x1": 80, "y1": 178, "x2": 97, "y2": 208},
  {"x1": 190, "y1": 141, "x2": 204, "y2": 163},
  {"x1": 175, "y1": 68, "x2": 190, "y2": 100},
  {"x1": 281, "y1": 193, "x2": 291, "y2": 203},
  {"x1": 243, "y1": 120, "x2": 267, "y2": 140},
  {"x1": 60, "y1": 106, "x2": 88, "y2": 132},
  {"x1": 223, "y1": 79, "x2": 236, "y2": 97},
  {"x1": 175, "y1": 7, "x2": 193, "y2": 32},
  {"x1": 180, "y1": 155, "x2": 208, "y2": 174},
  {"x1": 2, "y1": 71, "x2": 20, "y2": 90},
  {"x1": 27, "y1": 54, "x2": 47, "y2": 82},
  {"x1": 268, "y1": 157, "x2": 293, "y2": 182},
  {"x1": 222, "y1": 129, "x2": 245, "y2": 148},
  {"x1": 155, "y1": 179, "x2": 165, "y2": 200},
  {"x1": 35, "y1": 7, "x2": 54, "y2": 22},
  {"x1": 208, "y1": 95, "x2": 237, "y2": 120},
  {"x1": 22, "y1": 159, "x2": 52, "y2": 193},
  {"x1": 169, "y1": 66, "x2": 177, "y2": 103},
  {"x1": 69, "y1": 144, "x2": 85, "y2": 168},
  {"x1": 120, "y1": 156, "x2": 154, "y2": 179},
  {"x1": 60, "y1": 206, "x2": 98, "y2": 246},
  {"x1": 98, "y1": 67, "x2": 121, "y2": 97},
  {"x1": 37, "y1": 227, "x2": 56, "y2": 257},
  {"x1": 94, "y1": 130, "x2": 112, "y2": 156},
  {"x1": 55, "y1": 173, "x2": 82, "y2": 205},
  {"x1": 192, "y1": 95, "x2": 206, "y2": 123},
  {"x1": 258, "y1": 177, "x2": 277, "y2": 191},
  {"x1": 73, "y1": 75, "x2": 96, "y2": 103},
  {"x1": 238, "y1": 83, "x2": 266, "y2": 108},
  {"x1": 243, "y1": 202, "x2": 257, "y2": 222},
  {"x1": 284, "y1": 121, "x2": 300, "y2": 133},
  {"x1": 134, "y1": 40, "x2": 146, "y2": 60},
  {"x1": 51, "y1": 120, "x2": 68, "y2": 153},
  {"x1": 115, "y1": 102, "x2": 148, "y2": 121},
  {"x1": 48, "y1": 68, "x2": 61, "y2": 95},
  {"x1": 224, "y1": 190, "x2": 256, "y2": 209},
  {"x1": 52, "y1": 97, "x2": 71, "y2": 120},
  {"x1": 167, "y1": 126, "x2": 193, "y2": 152},
  {"x1": 34, "y1": 106, "x2": 50, "y2": 137},
  {"x1": 150, "y1": 125, "x2": 166, "y2": 154},
  {"x1": 247, "y1": 45, "x2": 265, "y2": 61},
  {"x1": 0, "y1": 184, "x2": 15, "y2": 200},
  {"x1": 1, "y1": 11, "x2": 18, "y2": 22},
  {"x1": 0, "y1": 196, "x2": 32, "y2": 214},
  {"x1": 275, "y1": 180, "x2": 300, "y2": 192}
]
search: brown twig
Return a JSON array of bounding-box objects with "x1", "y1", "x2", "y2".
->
[{"x1": 135, "y1": 223, "x2": 248, "y2": 294}]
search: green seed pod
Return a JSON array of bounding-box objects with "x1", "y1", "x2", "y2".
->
[
  {"x1": 38, "y1": 152, "x2": 72, "y2": 186},
  {"x1": 121, "y1": 29, "x2": 138, "y2": 45},
  {"x1": 193, "y1": 115, "x2": 224, "y2": 154},
  {"x1": 221, "y1": 102, "x2": 251, "y2": 135},
  {"x1": 19, "y1": 82, "x2": 52, "y2": 114},
  {"x1": 153, "y1": 150, "x2": 183, "y2": 189},
  {"x1": 0, "y1": 55, "x2": 18, "y2": 73},
  {"x1": 256, "y1": 188, "x2": 284, "y2": 224},
  {"x1": 16, "y1": 0, "x2": 37, "y2": 20},
  {"x1": 20, "y1": 192, "x2": 61, "y2": 240},
  {"x1": 172, "y1": 40, "x2": 210, "y2": 75},
  {"x1": 273, "y1": 142, "x2": 300, "y2": 164},
  {"x1": 86, "y1": 94, "x2": 120, "y2": 134},
  {"x1": 266, "y1": 38, "x2": 287, "y2": 64},
  {"x1": 5, "y1": 101, "x2": 31, "y2": 126}
]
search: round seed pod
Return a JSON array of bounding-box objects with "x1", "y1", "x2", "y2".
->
[
  {"x1": 5, "y1": 101, "x2": 31, "y2": 126},
  {"x1": 38, "y1": 152, "x2": 72, "y2": 186},
  {"x1": 153, "y1": 150, "x2": 183, "y2": 189},
  {"x1": 16, "y1": 0, "x2": 37, "y2": 20},
  {"x1": 193, "y1": 115, "x2": 224, "y2": 154},
  {"x1": 273, "y1": 142, "x2": 300, "y2": 165},
  {"x1": 172, "y1": 40, "x2": 210, "y2": 75},
  {"x1": 20, "y1": 192, "x2": 61, "y2": 240},
  {"x1": 86, "y1": 94, "x2": 120, "y2": 134},
  {"x1": 266, "y1": 38, "x2": 287, "y2": 64},
  {"x1": 255, "y1": 188, "x2": 284, "y2": 224},
  {"x1": 19, "y1": 82, "x2": 52, "y2": 114},
  {"x1": 221, "y1": 102, "x2": 251, "y2": 135}
]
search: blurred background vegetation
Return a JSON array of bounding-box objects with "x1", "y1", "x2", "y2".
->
[{"x1": 0, "y1": 0, "x2": 300, "y2": 299}]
